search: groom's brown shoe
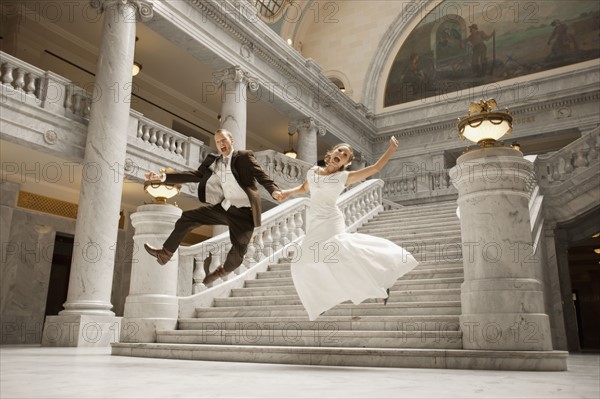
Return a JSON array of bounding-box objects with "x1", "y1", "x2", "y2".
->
[
  {"x1": 203, "y1": 265, "x2": 230, "y2": 285},
  {"x1": 144, "y1": 243, "x2": 173, "y2": 266}
]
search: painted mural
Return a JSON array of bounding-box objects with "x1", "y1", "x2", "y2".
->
[{"x1": 384, "y1": 0, "x2": 600, "y2": 107}]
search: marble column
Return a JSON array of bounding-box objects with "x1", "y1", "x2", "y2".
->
[
  {"x1": 121, "y1": 204, "x2": 182, "y2": 343},
  {"x1": 451, "y1": 146, "x2": 553, "y2": 350},
  {"x1": 213, "y1": 65, "x2": 258, "y2": 149},
  {"x1": 42, "y1": 0, "x2": 153, "y2": 347},
  {"x1": 289, "y1": 118, "x2": 326, "y2": 165}
]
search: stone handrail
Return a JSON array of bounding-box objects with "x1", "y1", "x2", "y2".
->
[
  {"x1": 534, "y1": 126, "x2": 600, "y2": 186},
  {"x1": 176, "y1": 177, "x2": 386, "y2": 316}
]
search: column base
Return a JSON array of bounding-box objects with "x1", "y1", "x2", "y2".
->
[
  {"x1": 120, "y1": 317, "x2": 177, "y2": 343},
  {"x1": 461, "y1": 313, "x2": 553, "y2": 351},
  {"x1": 41, "y1": 315, "x2": 122, "y2": 347}
]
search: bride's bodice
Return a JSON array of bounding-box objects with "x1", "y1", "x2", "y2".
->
[{"x1": 306, "y1": 167, "x2": 349, "y2": 218}]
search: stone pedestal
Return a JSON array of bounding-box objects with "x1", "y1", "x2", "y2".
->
[
  {"x1": 121, "y1": 204, "x2": 182, "y2": 343},
  {"x1": 451, "y1": 146, "x2": 553, "y2": 350},
  {"x1": 41, "y1": 315, "x2": 121, "y2": 347},
  {"x1": 289, "y1": 118, "x2": 325, "y2": 165}
]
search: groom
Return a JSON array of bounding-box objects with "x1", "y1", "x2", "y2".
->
[{"x1": 144, "y1": 129, "x2": 283, "y2": 285}]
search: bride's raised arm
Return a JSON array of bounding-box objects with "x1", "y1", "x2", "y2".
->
[{"x1": 345, "y1": 136, "x2": 398, "y2": 186}]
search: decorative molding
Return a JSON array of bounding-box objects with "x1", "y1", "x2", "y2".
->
[
  {"x1": 90, "y1": 0, "x2": 154, "y2": 21},
  {"x1": 43, "y1": 130, "x2": 58, "y2": 145}
]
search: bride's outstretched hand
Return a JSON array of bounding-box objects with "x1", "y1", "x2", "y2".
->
[{"x1": 389, "y1": 136, "x2": 399, "y2": 151}]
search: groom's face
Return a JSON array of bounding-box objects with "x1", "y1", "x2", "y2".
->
[{"x1": 215, "y1": 132, "x2": 234, "y2": 157}]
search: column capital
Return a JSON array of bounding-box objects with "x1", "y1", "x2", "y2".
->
[
  {"x1": 288, "y1": 117, "x2": 326, "y2": 136},
  {"x1": 213, "y1": 66, "x2": 259, "y2": 92},
  {"x1": 90, "y1": 0, "x2": 154, "y2": 22}
]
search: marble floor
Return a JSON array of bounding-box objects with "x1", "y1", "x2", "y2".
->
[{"x1": 1, "y1": 345, "x2": 598, "y2": 398}]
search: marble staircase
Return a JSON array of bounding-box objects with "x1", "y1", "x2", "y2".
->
[{"x1": 112, "y1": 201, "x2": 568, "y2": 370}]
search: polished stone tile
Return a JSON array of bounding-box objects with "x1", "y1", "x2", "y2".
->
[{"x1": 1, "y1": 345, "x2": 598, "y2": 398}]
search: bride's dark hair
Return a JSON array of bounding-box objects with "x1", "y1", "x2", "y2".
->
[{"x1": 324, "y1": 143, "x2": 355, "y2": 171}]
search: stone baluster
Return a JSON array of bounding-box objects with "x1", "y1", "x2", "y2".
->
[
  {"x1": 13, "y1": 68, "x2": 25, "y2": 90},
  {"x1": 192, "y1": 256, "x2": 207, "y2": 294},
  {"x1": 573, "y1": 148, "x2": 588, "y2": 168},
  {"x1": 262, "y1": 226, "x2": 274, "y2": 260},
  {"x1": 243, "y1": 239, "x2": 257, "y2": 269},
  {"x1": 2, "y1": 64, "x2": 14, "y2": 86},
  {"x1": 563, "y1": 154, "x2": 573, "y2": 174},
  {"x1": 63, "y1": 84, "x2": 73, "y2": 113},
  {"x1": 279, "y1": 217, "x2": 290, "y2": 246},
  {"x1": 254, "y1": 229, "x2": 265, "y2": 263},
  {"x1": 25, "y1": 72, "x2": 36, "y2": 94},
  {"x1": 285, "y1": 216, "x2": 296, "y2": 242},
  {"x1": 294, "y1": 212, "x2": 304, "y2": 237},
  {"x1": 141, "y1": 123, "x2": 150, "y2": 141}
]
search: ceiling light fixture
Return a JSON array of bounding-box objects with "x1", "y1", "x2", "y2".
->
[{"x1": 284, "y1": 131, "x2": 297, "y2": 159}]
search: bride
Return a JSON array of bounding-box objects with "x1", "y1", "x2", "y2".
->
[{"x1": 279, "y1": 136, "x2": 418, "y2": 320}]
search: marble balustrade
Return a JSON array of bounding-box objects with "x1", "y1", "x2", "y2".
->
[
  {"x1": 383, "y1": 169, "x2": 457, "y2": 204},
  {"x1": 535, "y1": 126, "x2": 600, "y2": 186}
]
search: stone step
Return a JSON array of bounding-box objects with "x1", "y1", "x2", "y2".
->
[
  {"x1": 369, "y1": 211, "x2": 460, "y2": 224},
  {"x1": 357, "y1": 226, "x2": 462, "y2": 238},
  {"x1": 366, "y1": 213, "x2": 460, "y2": 227},
  {"x1": 372, "y1": 211, "x2": 458, "y2": 222},
  {"x1": 247, "y1": 269, "x2": 464, "y2": 288},
  {"x1": 363, "y1": 219, "x2": 461, "y2": 232},
  {"x1": 245, "y1": 277, "x2": 464, "y2": 294},
  {"x1": 231, "y1": 287, "x2": 460, "y2": 302},
  {"x1": 380, "y1": 202, "x2": 457, "y2": 214},
  {"x1": 111, "y1": 343, "x2": 568, "y2": 371},
  {"x1": 267, "y1": 260, "x2": 464, "y2": 272},
  {"x1": 177, "y1": 315, "x2": 461, "y2": 331},
  {"x1": 251, "y1": 270, "x2": 463, "y2": 286},
  {"x1": 197, "y1": 301, "x2": 461, "y2": 318},
  {"x1": 155, "y1": 329, "x2": 463, "y2": 349}
]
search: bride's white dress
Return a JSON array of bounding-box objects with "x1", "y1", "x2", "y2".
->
[{"x1": 291, "y1": 167, "x2": 419, "y2": 321}]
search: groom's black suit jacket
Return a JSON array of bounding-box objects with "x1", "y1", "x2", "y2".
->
[{"x1": 163, "y1": 150, "x2": 279, "y2": 227}]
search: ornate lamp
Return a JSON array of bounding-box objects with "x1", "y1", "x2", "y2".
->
[
  {"x1": 144, "y1": 168, "x2": 181, "y2": 205},
  {"x1": 457, "y1": 99, "x2": 513, "y2": 147},
  {"x1": 284, "y1": 131, "x2": 297, "y2": 158}
]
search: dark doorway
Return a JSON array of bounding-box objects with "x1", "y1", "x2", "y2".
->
[
  {"x1": 568, "y1": 234, "x2": 600, "y2": 351},
  {"x1": 44, "y1": 233, "x2": 73, "y2": 316}
]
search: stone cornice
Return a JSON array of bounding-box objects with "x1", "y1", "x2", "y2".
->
[
  {"x1": 373, "y1": 90, "x2": 600, "y2": 143},
  {"x1": 373, "y1": 62, "x2": 600, "y2": 142}
]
